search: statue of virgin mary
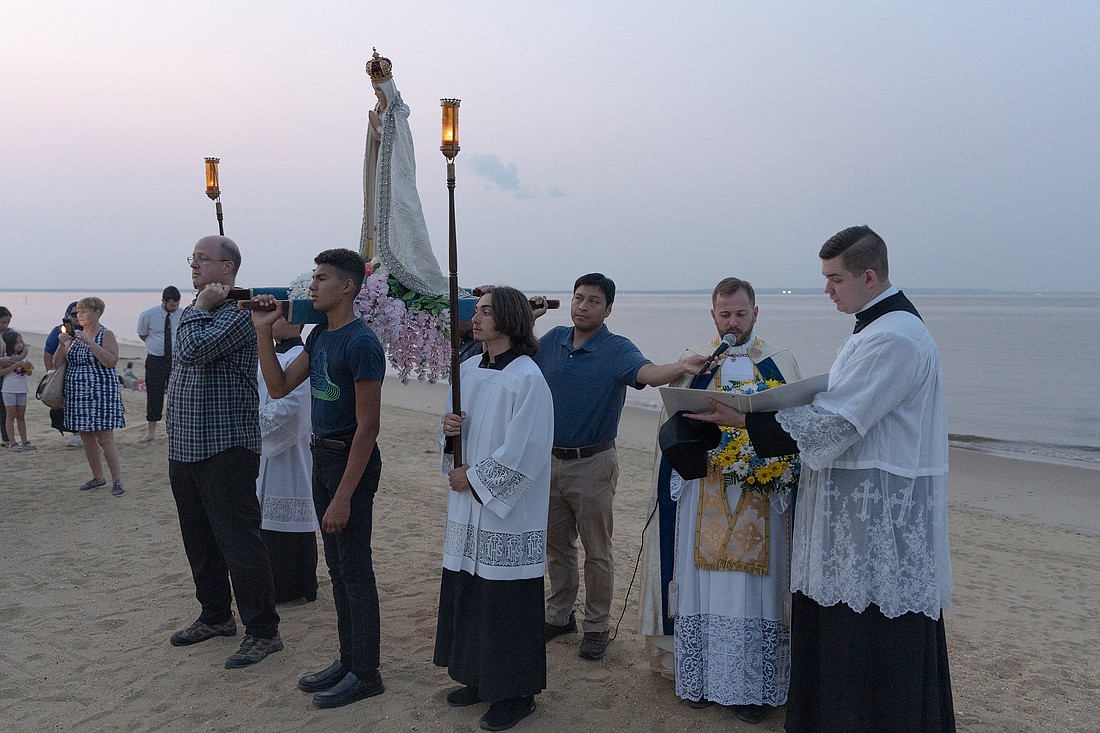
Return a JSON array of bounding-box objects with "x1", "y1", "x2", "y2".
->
[{"x1": 359, "y1": 48, "x2": 449, "y2": 297}]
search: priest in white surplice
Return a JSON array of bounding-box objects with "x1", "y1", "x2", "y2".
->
[
  {"x1": 434, "y1": 286, "x2": 553, "y2": 732},
  {"x1": 639, "y1": 278, "x2": 801, "y2": 725},
  {"x1": 687, "y1": 227, "x2": 955, "y2": 733},
  {"x1": 256, "y1": 317, "x2": 318, "y2": 603}
]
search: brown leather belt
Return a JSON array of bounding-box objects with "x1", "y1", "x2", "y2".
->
[
  {"x1": 310, "y1": 434, "x2": 352, "y2": 451},
  {"x1": 551, "y1": 439, "x2": 615, "y2": 461}
]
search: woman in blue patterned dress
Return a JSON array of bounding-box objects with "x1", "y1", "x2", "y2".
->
[{"x1": 60, "y1": 297, "x2": 126, "y2": 496}]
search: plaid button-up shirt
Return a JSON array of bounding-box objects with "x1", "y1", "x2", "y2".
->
[{"x1": 166, "y1": 299, "x2": 261, "y2": 462}]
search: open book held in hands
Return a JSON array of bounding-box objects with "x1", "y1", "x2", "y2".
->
[{"x1": 659, "y1": 373, "x2": 829, "y2": 415}]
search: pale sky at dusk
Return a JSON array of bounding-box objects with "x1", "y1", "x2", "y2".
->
[{"x1": 3, "y1": 1, "x2": 1098, "y2": 294}]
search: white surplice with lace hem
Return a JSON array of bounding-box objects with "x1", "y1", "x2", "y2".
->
[
  {"x1": 439, "y1": 354, "x2": 554, "y2": 582},
  {"x1": 256, "y1": 345, "x2": 317, "y2": 533},
  {"x1": 776, "y1": 310, "x2": 952, "y2": 620},
  {"x1": 671, "y1": 350, "x2": 793, "y2": 707}
]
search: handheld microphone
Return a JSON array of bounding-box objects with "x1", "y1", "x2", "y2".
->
[{"x1": 701, "y1": 333, "x2": 739, "y2": 374}]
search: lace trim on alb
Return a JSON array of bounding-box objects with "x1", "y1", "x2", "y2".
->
[
  {"x1": 258, "y1": 409, "x2": 300, "y2": 456},
  {"x1": 776, "y1": 405, "x2": 860, "y2": 471},
  {"x1": 792, "y1": 470, "x2": 948, "y2": 618},
  {"x1": 674, "y1": 614, "x2": 790, "y2": 706},
  {"x1": 261, "y1": 496, "x2": 316, "y2": 526},
  {"x1": 473, "y1": 458, "x2": 533, "y2": 509},
  {"x1": 443, "y1": 520, "x2": 545, "y2": 568}
]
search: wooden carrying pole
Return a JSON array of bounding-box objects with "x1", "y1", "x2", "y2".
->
[
  {"x1": 446, "y1": 158, "x2": 462, "y2": 465},
  {"x1": 441, "y1": 98, "x2": 462, "y2": 465}
]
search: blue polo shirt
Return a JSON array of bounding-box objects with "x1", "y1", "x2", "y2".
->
[{"x1": 534, "y1": 325, "x2": 651, "y2": 448}]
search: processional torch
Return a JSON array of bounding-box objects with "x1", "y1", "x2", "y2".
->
[
  {"x1": 204, "y1": 157, "x2": 225, "y2": 236},
  {"x1": 441, "y1": 98, "x2": 463, "y2": 464}
]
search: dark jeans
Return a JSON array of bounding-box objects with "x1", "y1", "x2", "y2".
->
[
  {"x1": 169, "y1": 447, "x2": 280, "y2": 638},
  {"x1": 312, "y1": 443, "x2": 382, "y2": 678},
  {"x1": 145, "y1": 355, "x2": 170, "y2": 422}
]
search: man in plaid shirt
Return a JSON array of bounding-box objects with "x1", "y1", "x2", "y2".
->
[{"x1": 166, "y1": 235, "x2": 283, "y2": 669}]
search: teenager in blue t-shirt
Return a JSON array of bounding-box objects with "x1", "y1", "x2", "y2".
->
[{"x1": 251, "y1": 248, "x2": 386, "y2": 710}]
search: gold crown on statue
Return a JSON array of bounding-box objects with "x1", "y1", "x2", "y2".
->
[{"x1": 366, "y1": 48, "x2": 392, "y2": 83}]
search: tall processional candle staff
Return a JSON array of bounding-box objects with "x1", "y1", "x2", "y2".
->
[
  {"x1": 204, "y1": 157, "x2": 225, "y2": 236},
  {"x1": 441, "y1": 98, "x2": 463, "y2": 463}
]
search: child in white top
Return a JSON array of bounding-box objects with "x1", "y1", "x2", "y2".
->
[{"x1": 1, "y1": 330, "x2": 35, "y2": 451}]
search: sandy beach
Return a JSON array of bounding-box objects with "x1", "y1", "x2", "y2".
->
[{"x1": 1, "y1": 332, "x2": 1097, "y2": 733}]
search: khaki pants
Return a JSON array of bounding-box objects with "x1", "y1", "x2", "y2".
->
[{"x1": 544, "y1": 449, "x2": 618, "y2": 632}]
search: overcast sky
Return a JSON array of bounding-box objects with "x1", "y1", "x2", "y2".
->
[{"x1": 3, "y1": 1, "x2": 1098, "y2": 294}]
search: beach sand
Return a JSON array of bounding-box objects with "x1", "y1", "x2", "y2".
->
[{"x1": 1, "y1": 333, "x2": 1097, "y2": 732}]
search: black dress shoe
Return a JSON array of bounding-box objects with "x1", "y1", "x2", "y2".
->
[
  {"x1": 297, "y1": 659, "x2": 347, "y2": 692},
  {"x1": 479, "y1": 696, "x2": 535, "y2": 731},
  {"x1": 734, "y1": 704, "x2": 767, "y2": 724},
  {"x1": 543, "y1": 611, "x2": 577, "y2": 643},
  {"x1": 311, "y1": 671, "x2": 384, "y2": 708}
]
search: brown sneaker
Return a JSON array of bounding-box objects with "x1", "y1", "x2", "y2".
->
[
  {"x1": 225, "y1": 633, "x2": 284, "y2": 669},
  {"x1": 578, "y1": 631, "x2": 610, "y2": 660},
  {"x1": 170, "y1": 617, "x2": 237, "y2": 646}
]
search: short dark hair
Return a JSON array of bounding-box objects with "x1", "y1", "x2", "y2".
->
[
  {"x1": 0, "y1": 306, "x2": 10, "y2": 319},
  {"x1": 162, "y1": 286, "x2": 181, "y2": 302},
  {"x1": 3, "y1": 329, "x2": 21, "y2": 356},
  {"x1": 573, "y1": 273, "x2": 615, "y2": 305},
  {"x1": 712, "y1": 277, "x2": 755, "y2": 306},
  {"x1": 481, "y1": 285, "x2": 539, "y2": 357},
  {"x1": 818, "y1": 225, "x2": 889, "y2": 281},
  {"x1": 315, "y1": 248, "x2": 366, "y2": 293}
]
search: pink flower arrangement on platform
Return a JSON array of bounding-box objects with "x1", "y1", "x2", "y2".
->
[
  {"x1": 288, "y1": 262, "x2": 452, "y2": 384},
  {"x1": 353, "y1": 263, "x2": 451, "y2": 384}
]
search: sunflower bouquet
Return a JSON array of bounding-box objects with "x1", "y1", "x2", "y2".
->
[{"x1": 709, "y1": 378, "x2": 800, "y2": 494}]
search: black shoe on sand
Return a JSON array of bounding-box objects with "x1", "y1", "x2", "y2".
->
[
  {"x1": 170, "y1": 617, "x2": 237, "y2": 647},
  {"x1": 543, "y1": 611, "x2": 577, "y2": 643}
]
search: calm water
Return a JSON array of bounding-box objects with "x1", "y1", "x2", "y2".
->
[{"x1": 4, "y1": 289, "x2": 1098, "y2": 465}]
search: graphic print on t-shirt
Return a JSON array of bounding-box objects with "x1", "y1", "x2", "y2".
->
[{"x1": 310, "y1": 347, "x2": 340, "y2": 402}]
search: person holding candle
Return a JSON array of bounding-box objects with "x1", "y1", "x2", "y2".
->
[
  {"x1": 59, "y1": 297, "x2": 125, "y2": 495},
  {"x1": 43, "y1": 302, "x2": 84, "y2": 446}
]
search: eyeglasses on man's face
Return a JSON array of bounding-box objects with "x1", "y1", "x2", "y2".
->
[{"x1": 187, "y1": 255, "x2": 232, "y2": 266}]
